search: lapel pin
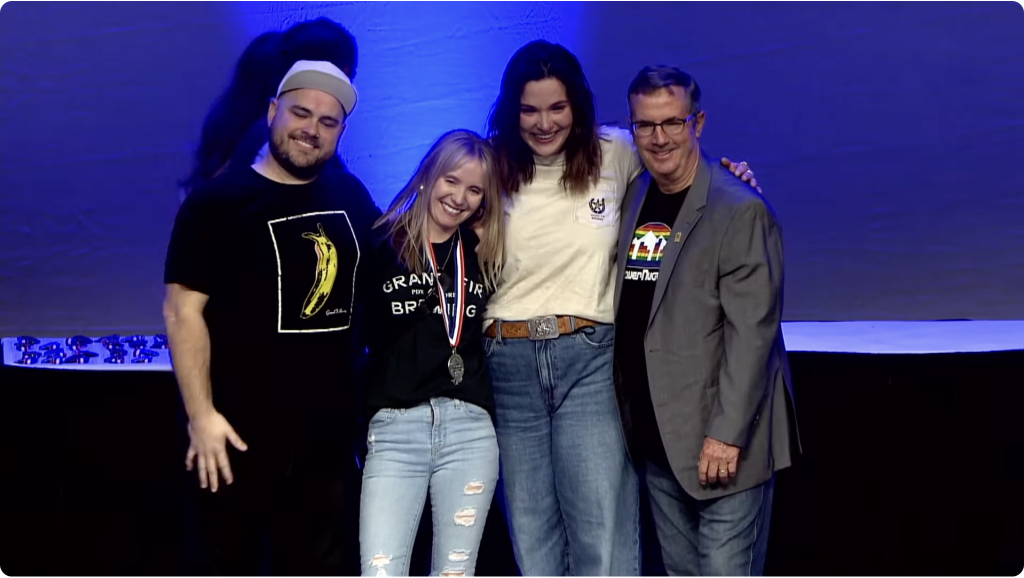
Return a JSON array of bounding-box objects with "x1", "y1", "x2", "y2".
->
[{"x1": 674, "y1": 232, "x2": 682, "y2": 243}]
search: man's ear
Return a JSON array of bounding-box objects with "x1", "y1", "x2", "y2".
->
[
  {"x1": 694, "y1": 111, "x2": 706, "y2": 138},
  {"x1": 267, "y1": 98, "x2": 279, "y2": 127}
]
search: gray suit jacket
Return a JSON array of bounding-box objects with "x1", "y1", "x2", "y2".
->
[{"x1": 613, "y1": 153, "x2": 800, "y2": 500}]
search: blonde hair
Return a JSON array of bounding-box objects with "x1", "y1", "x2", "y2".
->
[{"x1": 374, "y1": 129, "x2": 506, "y2": 290}]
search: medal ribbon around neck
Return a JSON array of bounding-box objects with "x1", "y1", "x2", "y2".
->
[{"x1": 426, "y1": 231, "x2": 466, "y2": 353}]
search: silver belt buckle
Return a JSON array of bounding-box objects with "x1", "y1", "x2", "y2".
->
[{"x1": 527, "y1": 315, "x2": 560, "y2": 341}]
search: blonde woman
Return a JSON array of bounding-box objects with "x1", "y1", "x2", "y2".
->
[{"x1": 356, "y1": 129, "x2": 506, "y2": 577}]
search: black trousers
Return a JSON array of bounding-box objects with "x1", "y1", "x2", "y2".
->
[{"x1": 191, "y1": 436, "x2": 360, "y2": 576}]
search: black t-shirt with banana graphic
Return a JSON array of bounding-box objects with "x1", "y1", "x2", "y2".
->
[
  {"x1": 357, "y1": 227, "x2": 494, "y2": 420},
  {"x1": 164, "y1": 165, "x2": 381, "y2": 439}
]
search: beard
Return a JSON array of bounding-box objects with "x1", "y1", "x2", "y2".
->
[{"x1": 268, "y1": 129, "x2": 333, "y2": 181}]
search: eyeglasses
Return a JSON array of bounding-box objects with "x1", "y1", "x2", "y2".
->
[{"x1": 630, "y1": 115, "x2": 694, "y2": 137}]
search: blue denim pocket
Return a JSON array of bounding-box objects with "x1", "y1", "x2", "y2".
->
[
  {"x1": 457, "y1": 399, "x2": 492, "y2": 420},
  {"x1": 368, "y1": 408, "x2": 397, "y2": 428},
  {"x1": 576, "y1": 323, "x2": 615, "y2": 350},
  {"x1": 482, "y1": 336, "x2": 499, "y2": 358}
]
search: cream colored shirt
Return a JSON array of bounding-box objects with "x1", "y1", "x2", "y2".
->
[{"x1": 485, "y1": 126, "x2": 643, "y2": 324}]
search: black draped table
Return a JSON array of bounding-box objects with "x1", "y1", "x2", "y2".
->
[{"x1": 2, "y1": 323, "x2": 1022, "y2": 575}]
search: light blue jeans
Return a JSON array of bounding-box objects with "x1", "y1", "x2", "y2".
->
[
  {"x1": 484, "y1": 322, "x2": 640, "y2": 576},
  {"x1": 358, "y1": 398, "x2": 499, "y2": 576}
]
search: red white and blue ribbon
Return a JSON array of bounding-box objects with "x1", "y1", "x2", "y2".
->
[{"x1": 426, "y1": 231, "x2": 465, "y2": 352}]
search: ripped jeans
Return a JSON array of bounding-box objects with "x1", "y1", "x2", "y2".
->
[{"x1": 359, "y1": 398, "x2": 499, "y2": 576}]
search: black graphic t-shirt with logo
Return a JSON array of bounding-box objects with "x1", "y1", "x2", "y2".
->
[
  {"x1": 616, "y1": 181, "x2": 690, "y2": 470},
  {"x1": 358, "y1": 227, "x2": 494, "y2": 419},
  {"x1": 164, "y1": 165, "x2": 381, "y2": 443}
]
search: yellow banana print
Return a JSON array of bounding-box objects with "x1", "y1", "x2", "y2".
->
[{"x1": 300, "y1": 223, "x2": 338, "y2": 319}]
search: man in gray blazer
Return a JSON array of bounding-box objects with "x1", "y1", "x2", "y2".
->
[{"x1": 613, "y1": 66, "x2": 800, "y2": 576}]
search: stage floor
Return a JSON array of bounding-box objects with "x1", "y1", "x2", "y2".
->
[{"x1": 781, "y1": 320, "x2": 1024, "y2": 353}]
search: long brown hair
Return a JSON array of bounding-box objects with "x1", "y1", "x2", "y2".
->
[
  {"x1": 373, "y1": 130, "x2": 506, "y2": 290},
  {"x1": 487, "y1": 40, "x2": 602, "y2": 196}
]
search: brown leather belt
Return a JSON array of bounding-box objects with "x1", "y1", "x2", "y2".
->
[{"x1": 484, "y1": 315, "x2": 600, "y2": 340}]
